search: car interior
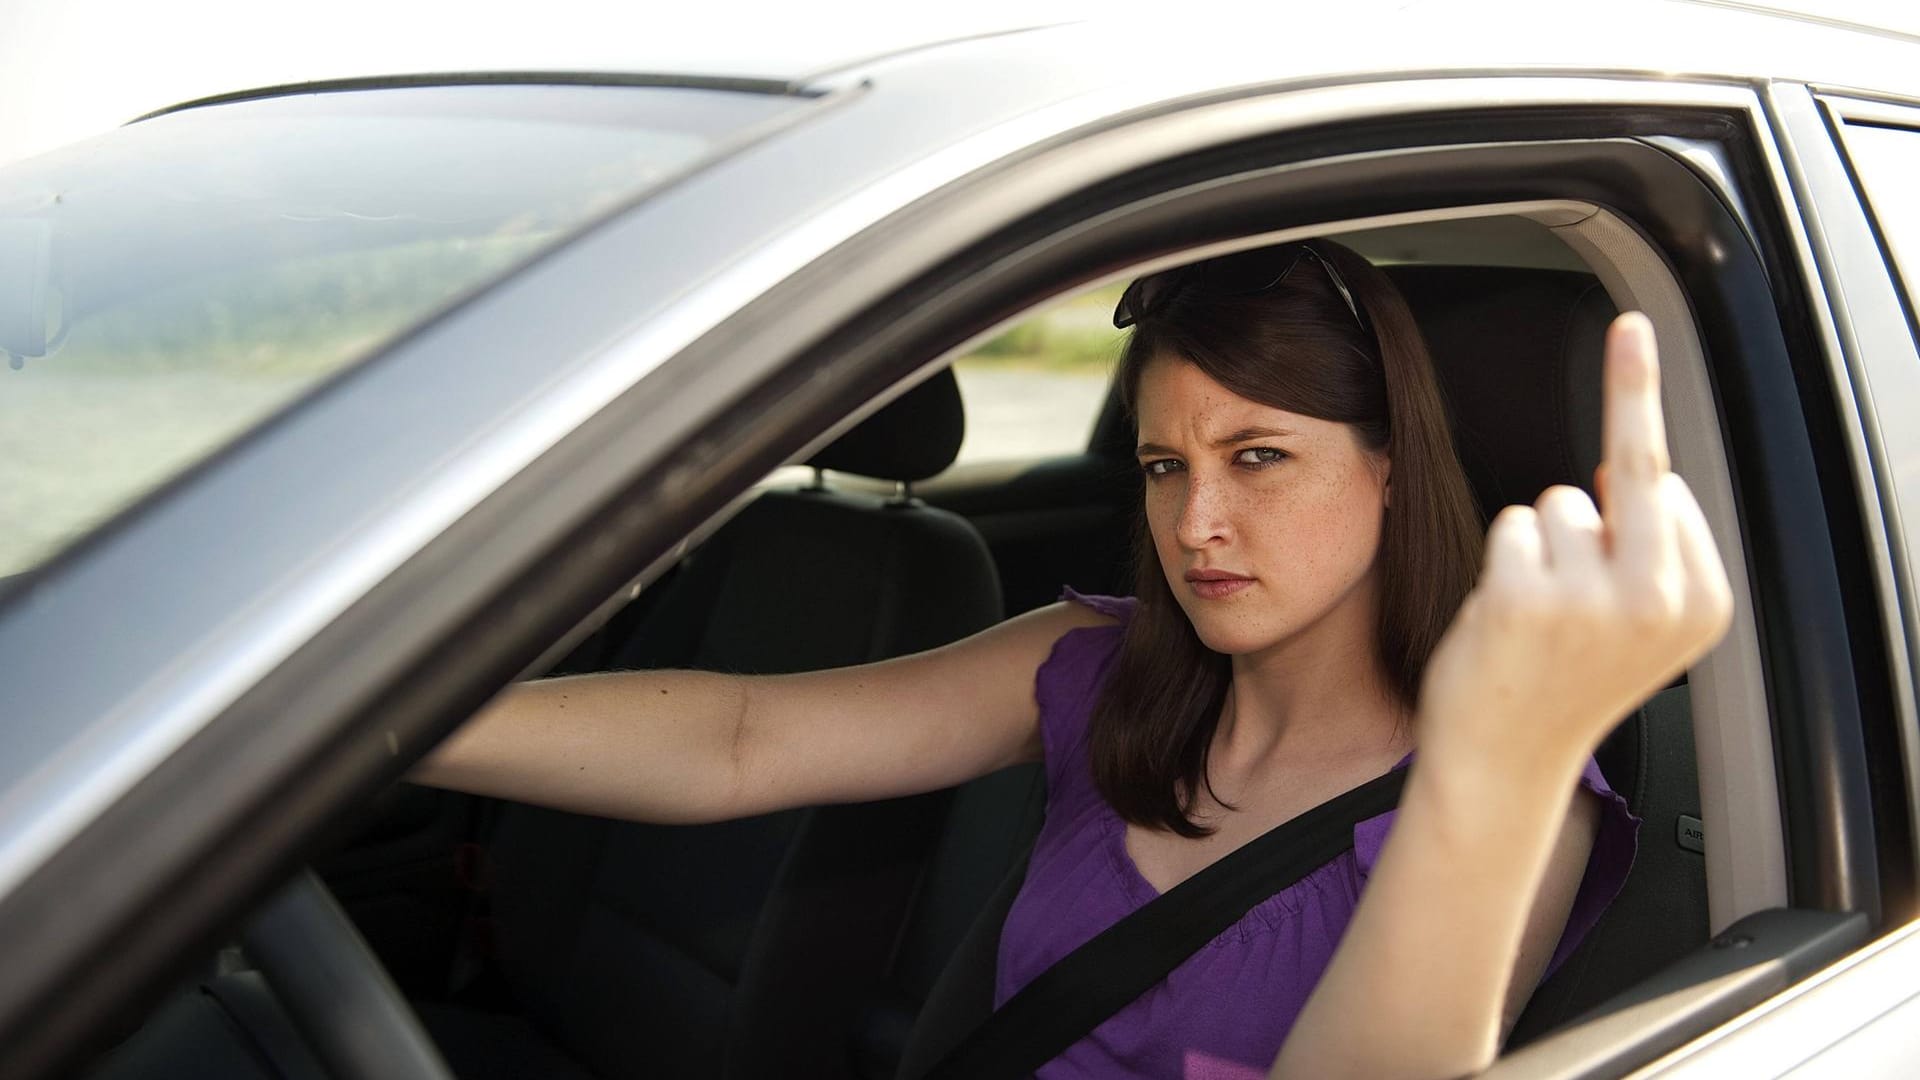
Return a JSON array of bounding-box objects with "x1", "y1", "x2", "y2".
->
[{"x1": 87, "y1": 207, "x2": 1768, "y2": 1079}]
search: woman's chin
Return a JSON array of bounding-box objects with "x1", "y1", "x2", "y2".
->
[
  {"x1": 1171, "y1": 591, "x2": 1294, "y2": 656},
  {"x1": 1186, "y1": 620, "x2": 1277, "y2": 658}
]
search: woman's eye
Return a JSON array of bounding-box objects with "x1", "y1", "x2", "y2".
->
[
  {"x1": 1141, "y1": 458, "x2": 1183, "y2": 477},
  {"x1": 1234, "y1": 447, "x2": 1289, "y2": 467}
]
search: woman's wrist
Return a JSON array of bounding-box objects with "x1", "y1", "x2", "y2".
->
[{"x1": 1412, "y1": 705, "x2": 1594, "y2": 816}]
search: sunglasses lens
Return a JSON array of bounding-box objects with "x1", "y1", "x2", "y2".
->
[
  {"x1": 1112, "y1": 282, "x2": 1141, "y2": 328},
  {"x1": 1112, "y1": 243, "x2": 1367, "y2": 332},
  {"x1": 1113, "y1": 273, "x2": 1174, "y2": 329}
]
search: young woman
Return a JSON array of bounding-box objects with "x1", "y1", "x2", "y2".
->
[{"x1": 415, "y1": 240, "x2": 1732, "y2": 1080}]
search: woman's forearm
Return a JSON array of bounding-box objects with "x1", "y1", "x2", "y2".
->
[
  {"x1": 410, "y1": 669, "x2": 755, "y2": 824},
  {"x1": 409, "y1": 601, "x2": 1087, "y2": 824},
  {"x1": 1270, "y1": 738, "x2": 1590, "y2": 1080}
]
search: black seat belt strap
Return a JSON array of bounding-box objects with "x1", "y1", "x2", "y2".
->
[{"x1": 922, "y1": 766, "x2": 1407, "y2": 1080}]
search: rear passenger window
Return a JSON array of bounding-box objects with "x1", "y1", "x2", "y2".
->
[
  {"x1": 945, "y1": 284, "x2": 1124, "y2": 469},
  {"x1": 1837, "y1": 118, "x2": 1920, "y2": 334}
]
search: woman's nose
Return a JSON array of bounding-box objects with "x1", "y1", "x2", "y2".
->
[{"x1": 1174, "y1": 474, "x2": 1232, "y2": 549}]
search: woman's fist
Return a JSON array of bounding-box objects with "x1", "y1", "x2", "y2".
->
[{"x1": 1418, "y1": 313, "x2": 1734, "y2": 771}]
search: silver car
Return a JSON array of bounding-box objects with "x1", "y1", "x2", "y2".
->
[{"x1": 5, "y1": 4, "x2": 1920, "y2": 1077}]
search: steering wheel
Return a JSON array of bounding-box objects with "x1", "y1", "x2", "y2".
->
[{"x1": 242, "y1": 870, "x2": 454, "y2": 1080}]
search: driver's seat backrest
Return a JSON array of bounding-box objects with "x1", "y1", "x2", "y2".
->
[{"x1": 467, "y1": 369, "x2": 1005, "y2": 1080}]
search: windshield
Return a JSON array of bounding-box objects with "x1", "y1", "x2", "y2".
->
[{"x1": 0, "y1": 83, "x2": 805, "y2": 578}]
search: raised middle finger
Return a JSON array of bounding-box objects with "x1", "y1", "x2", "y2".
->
[{"x1": 1599, "y1": 313, "x2": 1676, "y2": 573}]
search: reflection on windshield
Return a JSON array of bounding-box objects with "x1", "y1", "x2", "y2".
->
[{"x1": 0, "y1": 83, "x2": 802, "y2": 577}]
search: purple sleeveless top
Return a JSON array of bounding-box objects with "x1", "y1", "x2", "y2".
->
[{"x1": 995, "y1": 590, "x2": 1640, "y2": 1080}]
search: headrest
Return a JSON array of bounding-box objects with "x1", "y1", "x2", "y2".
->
[
  {"x1": 808, "y1": 366, "x2": 966, "y2": 483},
  {"x1": 1383, "y1": 266, "x2": 1617, "y2": 521}
]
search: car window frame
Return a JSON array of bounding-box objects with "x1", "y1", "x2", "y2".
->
[
  {"x1": 1773, "y1": 85, "x2": 1920, "y2": 912},
  {"x1": 1633, "y1": 84, "x2": 1920, "y2": 1077}
]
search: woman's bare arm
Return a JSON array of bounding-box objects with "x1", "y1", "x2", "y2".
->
[
  {"x1": 411, "y1": 599, "x2": 1115, "y2": 824},
  {"x1": 1503, "y1": 788, "x2": 1601, "y2": 1037},
  {"x1": 1272, "y1": 314, "x2": 1734, "y2": 1079}
]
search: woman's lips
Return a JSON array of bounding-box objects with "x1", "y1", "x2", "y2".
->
[{"x1": 1186, "y1": 574, "x2": 1255, "y2": 600}]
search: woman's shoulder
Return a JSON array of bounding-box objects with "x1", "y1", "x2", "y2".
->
[
  {"x1": 1030, "y1": 588, "x2": 1134, "y2": 782},
  {"x1": 1035, "y1": 588, "x2": 1134, "y2": 698},
  {"x1": 1059, "y1": 586, "x2": 1138, "y2": 625}
]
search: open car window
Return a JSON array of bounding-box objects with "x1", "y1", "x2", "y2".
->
[{"x1": 945, "y1": 283, "x2": 1124, "y2": 469}]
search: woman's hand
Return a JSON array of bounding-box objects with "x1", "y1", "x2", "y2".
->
[
  {"x1": 1273, "y1": 312, "x2": 1736, "y2": 1080},
  {"x1": 1417, "y1": 311, "x2": 1735, "y2": 774}
]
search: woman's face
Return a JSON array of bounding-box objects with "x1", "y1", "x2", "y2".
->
[{"x1": 1134, "y1": 355, "x2": 1391, "y2": 658}]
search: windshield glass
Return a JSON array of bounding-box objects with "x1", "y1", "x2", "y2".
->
[{"x1": 0, "y1": 83, "x2": 804, "y2": 578}]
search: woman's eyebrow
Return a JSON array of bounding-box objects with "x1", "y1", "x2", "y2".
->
[
  {"x1": 1214, "y1": 426, "x2": 1295, "y2": 446},
  {"x1": 1135, "y1": 427, "x2": 1297, "y2": 457}
]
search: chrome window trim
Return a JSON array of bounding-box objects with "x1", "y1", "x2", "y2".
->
[
  {"x1": 1767, "y1": 84, "x2": 1920, "y2": 897},
  {"x1": 1807, "y1": 89, "x2": 1920, "y2": 119},
  {"x1": 133, "y1": 71, "x2": 825, "y2": 123}
]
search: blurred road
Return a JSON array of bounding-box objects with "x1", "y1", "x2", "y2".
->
[{"x1": 952, "y1": 364, "x2": 1110, "y2": 465}]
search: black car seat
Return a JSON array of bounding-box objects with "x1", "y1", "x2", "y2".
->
[
  {"x1": 873, "y1": 265, "x2": 1710, "y2": 1078},
  {"x1": 419, "y1": 368, "x2": 1005, "y2": 1080},
  {"x1": 1397, "y1": 266, "x2": 1711, "y2": 1046}
]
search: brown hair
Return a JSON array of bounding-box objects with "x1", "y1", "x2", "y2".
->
[{"x1": 1091, "y1": 239, "x2": 1482, "y2": 837}]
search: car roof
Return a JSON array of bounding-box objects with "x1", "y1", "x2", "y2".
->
[{"x1": 142, "y1": 0, "x2": 1920, "y2": 122}]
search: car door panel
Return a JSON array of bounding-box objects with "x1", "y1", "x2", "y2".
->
[
  {"x1": 1492, "y1": 909, "x2": 1869, "y2": 1078},
  {"x1": 313, "y1": 786, "x2": 478, "y2": 998}
]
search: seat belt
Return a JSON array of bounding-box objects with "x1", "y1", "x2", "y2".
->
[{"x1": 920, "y1": 766, "x2": 1408, "y2": 1080}]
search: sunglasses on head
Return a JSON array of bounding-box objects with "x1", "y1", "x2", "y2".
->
[{"x1": 1111, "y1": 242, "x2": 1368, "y2": 332}]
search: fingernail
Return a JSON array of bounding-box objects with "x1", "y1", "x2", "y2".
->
[{"x1": 1620, "y1": 312, "x2": 1656, "y2": 350}]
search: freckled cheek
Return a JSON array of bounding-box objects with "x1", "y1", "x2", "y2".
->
[{"x1": 1245, "y1": 471, "x2": 1383, "y2": 584}]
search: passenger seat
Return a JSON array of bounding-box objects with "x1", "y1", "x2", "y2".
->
[{"x1": 421, "y1": 368, "x2": 1004, "y2": 1080}]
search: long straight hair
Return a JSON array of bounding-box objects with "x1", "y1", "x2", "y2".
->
[{"x1": 1090, "y1": 240, "x2": 1482, "y2": 837}]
